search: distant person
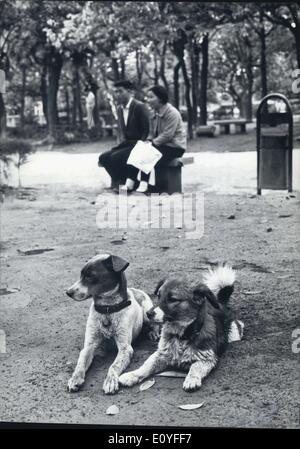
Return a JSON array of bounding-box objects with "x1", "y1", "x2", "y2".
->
[
  {"x1": 123, "y1": 85, "x2": 187, "y2": 193},
  {"x1": 98, "y1": 80, "x2": 149, "y2": 189},
  {"x1": 85, "y1": 87, "x2": 96, "y2": 130}
]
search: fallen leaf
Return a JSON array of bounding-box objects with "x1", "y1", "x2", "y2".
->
[
  {"x1": 139, "y1": 379, "x2": 155, "y2": 391},
  {"x1": 278, "y1": 214, "x2": 292, "y2": 218},
  {"x1": 110, "y1": 240, "x2": 125, "y2": 245},
  {"x1": 178, "y1": 402, "x2": 204, "y2": 410},
  {"x1": 227, "y1": 215, "x2": 235, "y2": 219},
  {"x1": 0, "y1": 287, "x2": 20, "y2": 296},
  {"x1": 243, "y1": 290, "x2": 263, "y2": 295},
  {"x1": 156, "y1": 371, "x2": 186, "y2": 378},
  {"x1": 106, "y1": 405, "x2": 119, "y2": 415},
  {"x1": 17, "y1": 248, "x2": 54, "y2": 255}
]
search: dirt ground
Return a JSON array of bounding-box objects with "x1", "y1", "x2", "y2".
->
[{"x1": 0, "y1": 170, "x2": 299, "y2": 429}]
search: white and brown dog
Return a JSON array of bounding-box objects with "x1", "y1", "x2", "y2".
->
[
  {"x1": 66, "y1": 254, "x2": 160, "y2": 394},
  {"x1": 119, "y1": 264, "x2": 244, "y2": 392}
]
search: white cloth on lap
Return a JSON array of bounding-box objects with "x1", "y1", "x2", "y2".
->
[{"x1": 127, "y1": 140, "x2": 162, "y2": 175}]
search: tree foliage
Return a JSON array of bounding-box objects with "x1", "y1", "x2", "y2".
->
[{"x1": 1, "y1": 1, "x2": 298, "y2": 141}]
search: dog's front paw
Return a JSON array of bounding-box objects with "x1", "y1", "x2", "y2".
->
[
  {"x1": 68, "y1": 372, "x2": 85, "y2": 392},
  {"x1": 103, "y1": 372, "x2": 119, "y2": 395},
  {"x1": 147, "y1": 324, "x2": 161, "y2": 342},
  {"x1": 119, "y1": 371, "x2": 140, "y2": 387},
  {"x1": 183, "y1": 375, "x2": 202, "y2": 392}
]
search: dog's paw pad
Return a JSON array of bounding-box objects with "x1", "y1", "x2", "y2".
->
[
  {"x1": 183, "y1": 377, "x2": 202, "y2": 392},
  {"x1": 119, "y1": 372, "x2": 139, "y2": 387},
  {"x1": 103, "y1": 374, "x2": 119, "y2": 395}
]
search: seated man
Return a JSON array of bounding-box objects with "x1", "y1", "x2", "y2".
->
[
  {"x1": 98, "y1": 80, "x2": 149, "y2": 189},
  {"x1": 124, "y1": 85, "x2": 187, "y2": 193}
]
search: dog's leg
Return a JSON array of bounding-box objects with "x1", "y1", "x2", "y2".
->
[
  {"x1": 183, "y1": 350, "x2": 217, "y2": 392},
  {"x1": 228, "y1": 320, "x2": 244, "y2": 343},
  {"x1": 103, "y1": 336, "x2": 134, "y2": 395},
  {"x1": 68, "y1": 312, "x2": 100, "y2": 392},
  {"x1": 130, "y1": 289, "x2": 162, "y2": 342},
  {"x1": 119, "y1": 351, "x2": 169, "y2": 387}
]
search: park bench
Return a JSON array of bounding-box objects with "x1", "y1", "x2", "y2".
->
[
  {"x1": 196, "y1": 125, "x2": 216, "y2": 137},
  {"x1": 151, "y1": 155, "x2": 194, "y2": 194},
  {"x1": 102, "y1": 123, "x2": 118, "y2": 137},
  {"x1": 294, "y1": 120, "x2": 300, "y2": 141},
  {"x1": 99, "y1": 154, "x2": 194, "y2": 194},
  {"x1": 214, "y1": 119, "x2": 250, "y2": 134}
]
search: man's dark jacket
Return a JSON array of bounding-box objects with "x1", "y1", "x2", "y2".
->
[{"x1": 122, "y1": 99, "x2": 149, "y2": 144}]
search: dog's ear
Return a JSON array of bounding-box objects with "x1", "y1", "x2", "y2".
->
[
  {"x1": 154, "y1": 279, "x2": 166, "y2": 296},
  {"x1": 192, "y1": 284, "x2": 220, "y2": 309},
  {"x1": 104, "y1": 255, "x2": 129, "y2": 273}
]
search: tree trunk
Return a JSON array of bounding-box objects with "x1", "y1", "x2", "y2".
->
[
  {"x1": 260, "y1": 30, "x2": 267, "y2": 98},
  {"x1": 0, "y1": 93, "x2": 6, "y2": 138},
  {"x1": 199, "y1": 33, "x2": 209, "y2": 126},
  {"x1": 111, "y1": 58, "x2": 120, "y2": 81},
  {"x1": 47, "y1": 50, "x2": 63, "y2": 139},
  {"x1": 154, "y1": 48, "x2": 159, "y2": 84},
  {"x1": 190, "y1": 39, "x2": 198, "y2": 126},
  {"x1": 41, "y1": 64, "x2": 48, "y2": 124},
  {"x1": 65, "y1": 87, "x2": 70, "y2": 126},
  {"x1": 246, "y1": 62, "x2": 253, "y2": 121},
  {"x1": 72, "y1": 81, "x2": 77, "y2": 127},
  {"x1": 159, "y1": 40, "x2": 169, "y2": 93},
  {"x1": 120, "y1": 58, "x2": 126, "y2": 79},
  {"x1": 20, "y1": 65, "x2": 27, "y2": 129},
  {"x1": 76, "y1": 69, "x2": 83, "y2": 125},
  {"x1": 259, "y1": 12, "x2": 268, "y2": 98},
  {"x1": 173, "y1": 62, "x2": 181, "y2": 109},
  {"x1": 293, "y1": 27, "x2": 300, "y2": 70},
  {"x1": 136, "y1": 49, "x2": 143, "y2": 88},
  {"x1": 181, "y1": 60, "x2": 193, "y2": 139}
]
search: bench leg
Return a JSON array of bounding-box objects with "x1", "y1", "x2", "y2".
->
[{"x1": 166, "y1": 166, "x2": 182, "y2": 194}]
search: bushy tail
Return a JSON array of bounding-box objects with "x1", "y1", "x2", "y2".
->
[{"x1": 203, "y1": 264, "x2": 235, "y2": 303}]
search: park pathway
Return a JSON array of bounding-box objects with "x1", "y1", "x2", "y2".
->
[{"x1": 7, "y1": 147, "x2": 300, "y2": 194}]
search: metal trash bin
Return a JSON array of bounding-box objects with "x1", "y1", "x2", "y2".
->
[{"x1": 257, "y1": 93, "x2": 293, "y2": 195}]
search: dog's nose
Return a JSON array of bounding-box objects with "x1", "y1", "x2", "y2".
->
[
  {"x1": 66, "y1": 290, "x2": 73, "y2": 298},
  {"x1": 146, "y1": 307, "x2": 155, "y2": 319}
]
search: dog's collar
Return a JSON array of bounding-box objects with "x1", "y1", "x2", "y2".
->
[{"x1": 94, "y1": 298, "x2": 131, "y2": 314}]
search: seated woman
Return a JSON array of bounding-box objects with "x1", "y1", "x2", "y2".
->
[{"x1": 123, "y1": 85, "x2": 187, "y2": 193}]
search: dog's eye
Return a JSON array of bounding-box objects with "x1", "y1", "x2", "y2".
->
[
  {"x1": 168, "y1": 296, "x2": 180, "y2": 303},
  {"x1": 84, "y1": 274, "x2": 96, "y2": 283}
]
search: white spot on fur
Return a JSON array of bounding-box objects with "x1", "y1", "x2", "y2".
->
[
  {"x1": 87, "y1": 254, "x2": 111, "y2": 264},
  {"x1": 228, "y1": 320, "x2": 244, "y2": 342},
  {"x1": 67, "y1": 280, "x2": 90, "y2": 301},
  {"x1": 203, "y1": 264, "x2": 235, "y2": 295}
]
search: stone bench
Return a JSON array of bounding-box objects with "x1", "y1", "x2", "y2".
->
[
  {"x1": 149, "y1": 155, "x2": 194, "y2": 194},
  {"x1": 214, "y1": 119, "x2": 250, "y2": 134},
  {"x1": 196, "y1": 125, "x2": 216, "y2": 137},
  {"x1": 100, "y1": 155, "x2": 194, "y2": 194}
]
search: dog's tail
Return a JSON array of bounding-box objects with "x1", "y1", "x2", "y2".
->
[{"x1": 203, "y1": 264, "x2": 235, "y2": 303}]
